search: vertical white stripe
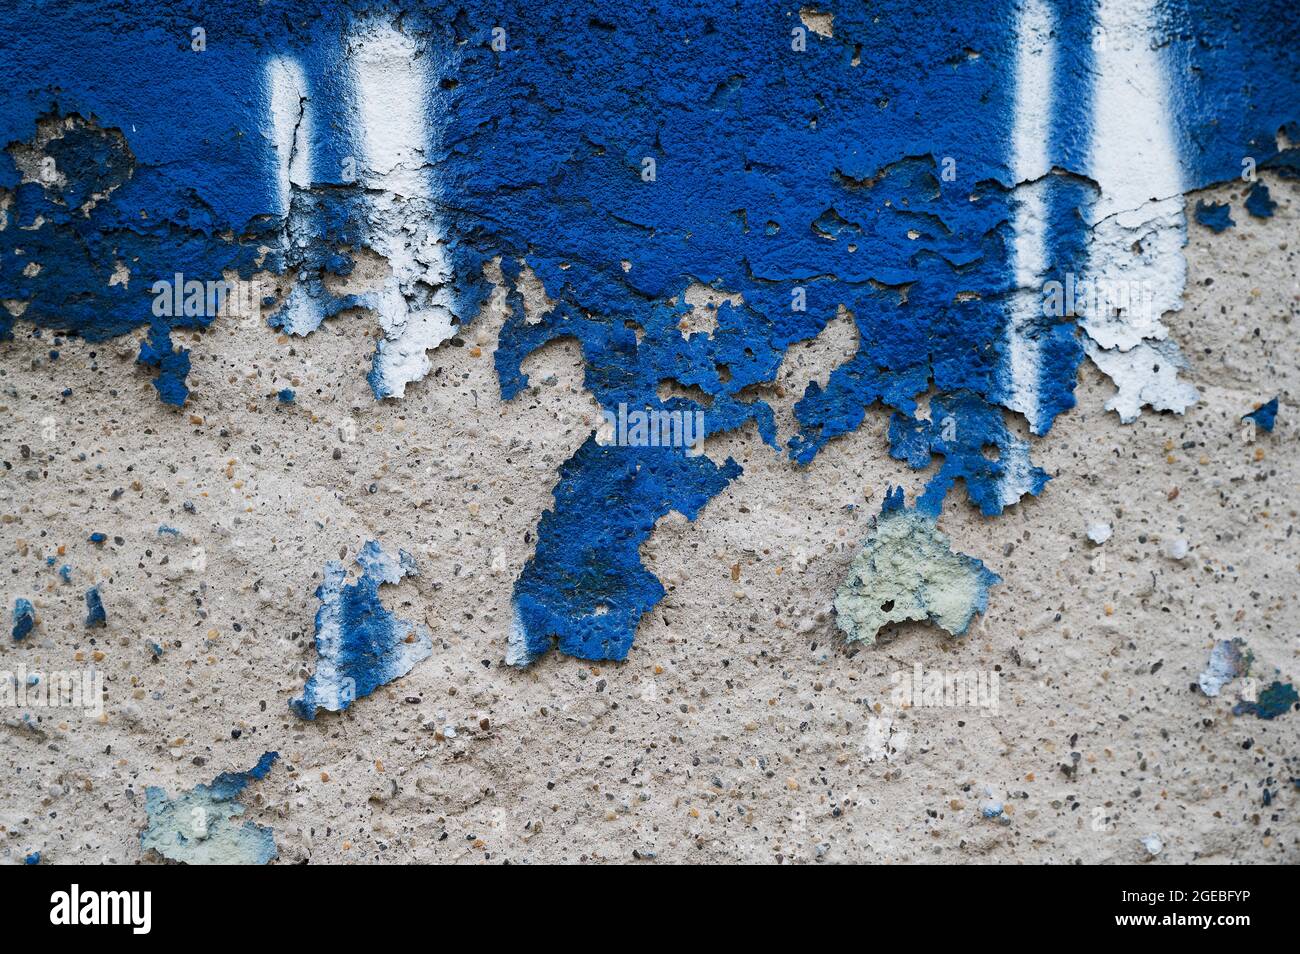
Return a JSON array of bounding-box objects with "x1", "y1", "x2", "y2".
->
[
  {"x1": 267, "y1": 57, "x2": 310, "y2": 217},
  {"x1": 1005, "y1": 0, "x2": 1053, "y2": 436},
  {"x1": 1088, "y1": 0, "x2": 1182, "y2": 220},
  {"x1": 266, "y1": 56, "x2": 324, "y2": 335},
  {"x1": 1083, "y1": 0, "x2": 1197, "y2": 422},
  {"x1": 352, "y1": 22, "x2": 457, "y2": 398}
]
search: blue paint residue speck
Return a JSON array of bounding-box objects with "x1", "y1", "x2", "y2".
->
[
  {"x1": 84, "y1": 586, "x2": 107, "y2": 628},
  {"x1": 1244, "y1": 182, "x2": 1276, "y2": 218},
  {"x1": 1234, "y1": 681, "x2": 1298, "y2": 720},
  {"x1": 12, "y1": 598, "x2": 34, "y2": 641},
  {"x1": 1194, "y1": 200, "x2": 1234, "y2": 232},
  {"x1": 1243, "y1": 397, "x2": 1278, "y2": 432}
]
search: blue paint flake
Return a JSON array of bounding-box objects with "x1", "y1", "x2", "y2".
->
[
  {"x1": 1244, "y1": 181, "x2": 1276, "y2": 218},
  {"x1": 290, "y1": 541, "x2": 433, "y2": 718},
  {"x1": 1242, "y1": 397, "x2": 1278, "y2": 432},
  {"x1": 84, "y1": 587, "x2": 107, "y2": 628},
  {"x1": 87, "y1": 532, "x2": 107, "y2": 545},
  {"x1": 23, "y1": 851, "x2": 41, "y2": 865},
  {"x1": 508, "y1": 437, "x2": 741, "y2": 665},
  {"x1": 12, "y1": 598, "x2": 34, "y2": 641},
  {"x1": 58, "y1": 564, "x2": 72, "y2": 583},
  {"x1": 1233, "y1": 681, "x2": 1299, "y2": 720},
  {"x1": 277, "y1": 387, "x2": 295, "y2": 403},
  {"x1": 1194, "y1": 200, "x2": 1234, "y2": 232},
  {"x1": 141, "y1": 751, "x2": 279, "y2": 865}
]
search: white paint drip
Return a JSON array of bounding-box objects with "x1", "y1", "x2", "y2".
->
[
  {"x1": 352, "y1": 22, "x2": 458, "y2": 398},
  {"x1": 1084, "y1": 0, "x2": 1198, "y2": 421},
  {"x1": 1005, "y1": 0, "x2": 1053, "y2": 437}
]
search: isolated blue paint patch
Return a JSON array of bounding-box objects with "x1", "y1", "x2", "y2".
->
[
  {"x1": 1234, "y1": 681, "x2": 1299, "y2": 720},
  {"x1": 141, "y1": 751, "x2": 279, "y2": 865},
  {"x1": 1243, "y1": 397, "x2": 1278, "y2": 432},
  {"x1": 84, "y1": 587, "x2": 106, "y2": 628},
  {"x1": 12, "y1": 598, "x2": 34, "y2": 641},
  {"x1": 87, "y1": 532, "x2": 106, "y2": 545},
  {"x1": 1245, "y1": 182, "x2": 1277, "y2": 218},
  {"x1": 58, "y1": 564, "x2": 72, "y2": 583},
  {"x1": 277, "y1": 388, "x2": 295, "y2": 403},
  {"x1": 1194, "y1": 200, "x2": 1234, "y2": 232},
  {"x1": 290, "y1": 541, "x2": 433, "y2": 718},
  {"x1": 508, "y1": 437, "x2": 741, "y2": 665},
  {"x1": 23, "y1": 851, "x2": 40, "y2": 865}
]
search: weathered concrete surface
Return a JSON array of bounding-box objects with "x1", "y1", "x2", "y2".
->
[{"x1": 0, "y1": 180, "x2": 1295, "y2": 863}]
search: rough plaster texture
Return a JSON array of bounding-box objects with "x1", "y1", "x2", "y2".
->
[{"x1": 0, "y1": 180, "x2": 1296, "y2": 864}]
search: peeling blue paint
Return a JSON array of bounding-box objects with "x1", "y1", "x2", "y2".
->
[
  {"x1": 1243, "y1": 397, "x2": 1278, "y2": 432},
  {"x1": 84, "y1": 587, "x2": 106, "y2": 628},
  {"x1": 507, "y1": 437, "x2": 741, "y2": 665},
  {"x1": 887, "y1": 391, "x2": 1049, "y2": 517},
  {"x1": 1, "y1": 1, "x2": 1297, "y2": 664},
  {"x1": 136, "y1": 324, "x2": 191, "y2": 406},
  {"x1": 12, "y1": 598, "x2": 34, "y2": 641},
  {"x1": 290, "y1": 541, "x2": 432, "y2": 718},
  {"x1": 141, "y1": 751, "x2": 279, "y2": 865},
  {"x1": 1194, "y1": 199, "x2": 1234, "y2": 232}
]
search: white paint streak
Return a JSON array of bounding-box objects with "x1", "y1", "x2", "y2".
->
[
  {"x1": 352, "y1": 22, "x2": 457, "y2": 399},
  {"x1": 1084, "y1": 0, "x2": 1198, "y2": 421},
  {"x1": 266, "y1": 56, "x2": 321, "y2": 335},
  {"x1": 1005, "y1": 0, "x2": 1054, "y2": 437},
  {"x1": 266, "y1": 57, "x2": 311, "y2": 216}
]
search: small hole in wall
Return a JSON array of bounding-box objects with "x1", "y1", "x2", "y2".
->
[
  {"x1": 880, "y1": 600, "x2": 895, "y2": 612},
  {"x1": 981, "y1": 444, "x2": 1001, "y2": 461}
]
